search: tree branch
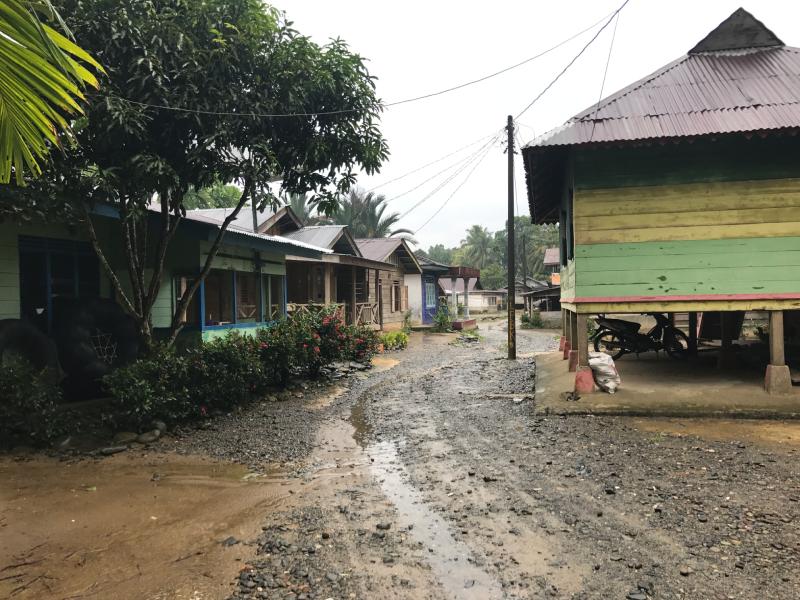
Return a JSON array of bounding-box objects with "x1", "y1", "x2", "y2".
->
[
  {"x1": 168, "y1": 178, "x2": 253, "y2": 344},
  {"x1": 81, "y1": 204, "x2": 138, "y2": 317}
]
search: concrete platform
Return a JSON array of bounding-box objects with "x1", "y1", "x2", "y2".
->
[
  {"x1": 452, "y1": 319, "x2": 477, "y2": 331},
  {"x1": 534, "y1": 350, "x2": 800, "y2": 419}
]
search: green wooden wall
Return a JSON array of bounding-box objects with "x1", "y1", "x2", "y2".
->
[{"x1": 563, "y1": 135, "x2": 800, "y2": 304}]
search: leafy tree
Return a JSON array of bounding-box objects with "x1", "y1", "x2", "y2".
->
[
  {"x1": 426, "y1": 244, "x2": 453, "y2": 265},
  {"x1": 331, "y1": 187, "x2": 414, "y2": 240},
  {"x1": 24, "y1": 0, "x2": 387, "y2": 347},
  {"x1": 0, "y1": 0, "x2": 102, "y2": 184},
  {"x1": 184, "y1": 182, "x2": 242, "y2": 209},
  {"x1": 285, "y1": 192, "x2": 327, "y2": 226},
  {"x1": 479, "y1": 264, "x2": 506, "y2": 290},
  {"x1": 461, "y1": 225, "x2": 492, "y2": 269}
]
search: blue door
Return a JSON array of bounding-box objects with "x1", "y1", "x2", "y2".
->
[{"x1": 422, "y1": 275, "x2": 438, "y2": 324}]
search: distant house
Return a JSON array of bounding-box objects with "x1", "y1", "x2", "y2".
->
[
  {"x1": 439, "y1": 277, "x2": 506, "y2": 314},
  {"x1": 355, "y1": 238, "x2": 422, "y2": 330},
  {"x1": 502, "y1": 277, "x2": 550, "y2": 308},
  {"x1": 543, "y1": 247, "x2": 560, "y2": 285},
  {"x1": 522, "y1": 8, "x2": 800, "y2": 394},
  {"x1": 406, "y1": 253, "x2": 450, "y2": 325}
]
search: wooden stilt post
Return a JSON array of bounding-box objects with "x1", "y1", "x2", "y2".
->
[
  {"x1": 688, "y1": 311, "x2": 698, "y2": 357},
  {"x1": 765, "y1": 310, "x2": 791, "y2": 394},
  {"x1": 574, "y1": 312, "x2": 594, "y2": 393},
  {"x1": 563, "y1": 310, "x2": 572, "y2": 360},
  {"x1": 559, "y1": 308, "x2": 567, "y2": 351},
  {"x1": 718, "y1": 311, "x2": 734, "y2": 369},
  {"x1": 568, "y1": 311, "x2": 579, "y2": 371},
  {"x1": 351, "y1": 265, "x2": 357, "y2": 325}
]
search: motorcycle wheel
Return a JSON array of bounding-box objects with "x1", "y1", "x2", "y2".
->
[
  {"x1": 664, "y1": 330, "x2": 689, "y2": 359},
  {"x1": 594, "y1": 330, "x2": 625, "y2": 360}
]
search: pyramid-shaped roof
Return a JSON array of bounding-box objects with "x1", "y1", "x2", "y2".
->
[{"x1": 527, "y1": 8, "x2": 800, "y2": 148}]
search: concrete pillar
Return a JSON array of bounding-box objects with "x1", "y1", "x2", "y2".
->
[
  {"x1": 574, "y1": 312, "x2": 595, "y2": 394},
  {"x1": 324, "y1": 264, "x2": 333, "y2": 305},
  {"x1": 765, "y1": 310, "x2": 792, "y2": 394},
  {"x1": 462, "y1": 277, "x2": 470, "y2": 319}
]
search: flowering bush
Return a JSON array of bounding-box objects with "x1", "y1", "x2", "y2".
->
[{"x1": 348, "y1": 325, "x2": 381, "y2": 361}]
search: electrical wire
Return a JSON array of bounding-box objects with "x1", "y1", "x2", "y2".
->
[
  {"x1": 399, "y1": 133, "x2": 501, "y2": 221},
  {"x1": 111, "y1": 8, "x2": 620, "y2": 120},
  {"x1": 589, "y1": 10, "x2": 621, "y2": 141},
  {"x1": 516, "y1": 0, "x2": 631, "y2": 119},
  {"x1": 368, "y1": 131, "x2": 499, "y2": 192},
  {"x1": 414, "y1": 140, "x2": 496, "y2": 233}
]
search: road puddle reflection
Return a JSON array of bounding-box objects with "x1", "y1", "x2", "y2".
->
[{"x1": 365, "y1": 440, "x2": 503, "y2": 600}]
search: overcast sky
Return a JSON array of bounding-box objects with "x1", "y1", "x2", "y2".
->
[{"x1": 285, "y1": 1, "x2": 798, "y2": 250}]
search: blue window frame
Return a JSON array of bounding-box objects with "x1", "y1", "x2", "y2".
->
[
  {"x1": 18, "y1": 235, "x2": 100, "y2": 332},
  {"x1": 194, "y1": 270, "x2": 287, "y2": 332}
]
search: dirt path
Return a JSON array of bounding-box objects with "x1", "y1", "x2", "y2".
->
[{"x1": 3, "y1": 322, "x2": 800, "y2": 599}]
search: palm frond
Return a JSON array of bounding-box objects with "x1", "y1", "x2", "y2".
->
[{"x1": 0, "y1": 0, "x2": 103, "y2": 184}]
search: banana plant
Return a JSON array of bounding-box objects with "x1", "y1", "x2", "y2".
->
[{"x1": 0, "y1": 0, "x2": 103, "y2": 184}]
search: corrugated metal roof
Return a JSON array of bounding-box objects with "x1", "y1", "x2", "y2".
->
[
  {"x1": 187, "y1": 206, "x2": 276, "y2": 232},
  {"x1": 356, "y1": 238, "x2": 422, "y2": 273},
  {"x1": 183, "y1": 209, "x2": 329, "y2": 255},
  {"x1": 284, "y1": 225, "x2": 348, "y2": 249},
  {"x1": 543, "y1": 247, "x2": 560, "y2": 265},
  {"x1": 530, "y1": 45, "x2": 800, "y2": 147}
]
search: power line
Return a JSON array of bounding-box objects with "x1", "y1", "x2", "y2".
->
[
  {"x1": 415, "y1": 140, "x2": 496, "y2": 233},
  {"x1": 516, "y1": 0, "x2": 631, "y2": 119},
  {"x1": 589, "y1": 10, "x2": 621, "y2": 141},
  {"x1": 111, "y1": 8, "x2": 620, "y2": 120},
  {"x1": 368, "y1": 131, "x2": 498, "y2": 192},
  {"x1": 400, "y1": 134, "x2": 501, "y2": 221}
]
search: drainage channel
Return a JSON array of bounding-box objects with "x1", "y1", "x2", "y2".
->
[{"x1": 364, "y1": 439, "x2": 503, "y2": 600}]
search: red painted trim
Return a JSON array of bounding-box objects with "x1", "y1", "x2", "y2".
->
[{"x1": 562, "y1": 292, "x2": 800, "y2": 304}]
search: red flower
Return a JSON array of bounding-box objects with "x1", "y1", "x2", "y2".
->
[
  {"x1": 303, "y1": 343, "x2": 308, "y2": 348},
  {"x1": 260, "y1": 342, "x2": 268, "y2": 349},
  {"x1": 200, "y1": 405, "x2": 208, "y2": 416}
]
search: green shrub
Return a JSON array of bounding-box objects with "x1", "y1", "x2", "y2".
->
[
  {"x1": 432, "y1": 304, "x2": 452, "y2": 332},
  {"x1": 187, "y1": 332, "x2": 266, "y2": 411},
  {"x1": 255, "y1": 320, "x2": 298, "y2": 385},
  {"x1": 103, "y1": 345, "x2": 192, "y2": 429},
  {"x1": 380, "y1": 330, "x2": 409, "y2": 351},
  {"x1": 0, "y1": 357, "x2": 63, "y2": 444},
  {"x1": 521, "y1": 311, "x2": 544, "y2": 329}
]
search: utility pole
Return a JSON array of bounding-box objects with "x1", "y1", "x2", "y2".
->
[{"x1": 506, "y1": 115, "x2": 516, "y2": 360}]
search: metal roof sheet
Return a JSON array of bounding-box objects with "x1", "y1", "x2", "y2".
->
[
  {"x1": 529, "y1": 45, "x2": 800, "y2": 147},
  {"x1": 543, "y1": 247, "x2": 560, "y2": 265}
]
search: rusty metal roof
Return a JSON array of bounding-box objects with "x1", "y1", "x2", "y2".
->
[
  {"x1": 543, "y1": 247, "x2": 560, "y2": 266},
  {"x1": 528, "y1": 10, "x2": 800, "y2": 148}
]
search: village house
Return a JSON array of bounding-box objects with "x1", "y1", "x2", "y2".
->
[
  {"x1": 405, "y1": 253, "x2": 450, "y2": 325},
  {"x1": 523, "y1": 8, "x2": 800, "y2": 394},
  {"x1": 354, "y1": 238, "x2": 422, "y2": 330},
  {"x1": 543, "y1": 247, "x2": 560, "y2": 285},
  {"x1": 439, "y1": 276, "x2": 505, "y2": 315}
]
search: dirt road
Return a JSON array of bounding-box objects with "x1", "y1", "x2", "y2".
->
[{"x1": 3, "y1": 321, "x2": 800, "y2": 599}]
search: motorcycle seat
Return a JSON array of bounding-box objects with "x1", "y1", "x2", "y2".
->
[{"x1": 597, "y1": 317, "x2": 641, "y2": 334}]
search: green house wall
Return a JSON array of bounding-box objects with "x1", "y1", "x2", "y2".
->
[{"x1": 562, "y1": 135, "x2": 800, "y2": 310}]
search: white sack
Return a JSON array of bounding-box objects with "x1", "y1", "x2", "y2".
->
[{"x1": 588, "y1": 351, "x2": 621, "y2": 394}]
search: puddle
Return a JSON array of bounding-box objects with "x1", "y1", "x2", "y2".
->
[
  {"x1": 371, "y1": 356, "x2": 399, "y2": 372},
  {"x1": 365, "y1": 440, "x2": 503, "y2": 600},
  {"x1": 632, "y1": 418, "x2": 800, "y2": 448},
  {"x1": 0, "y1": 452, "x2": 292, "y2": 600},
  {"x1": 310, "y1": 384, "x2": 347, "y2": 410}
]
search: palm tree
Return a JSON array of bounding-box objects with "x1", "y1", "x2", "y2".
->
[
  {"x1": 286, "y1": 193, "x2": 329, "y2": 226},
  {"x1": 1, "y1": 0, "x2": 103, "y2": 184},
  {"x1": 462, "y1": 225, "x2": 493, "y2": 269},
  {"x1": 331, "y1": 188, "x2": 415, "y2": 240}
]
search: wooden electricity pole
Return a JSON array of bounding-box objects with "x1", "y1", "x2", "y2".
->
[{"x1": 506, "y1": 115, "x2": 516, "y2": 360}]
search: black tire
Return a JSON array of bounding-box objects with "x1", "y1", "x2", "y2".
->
[
  {"x1": 594, "y1": 330, "x2": 626, "y2": 360},
  {"x1": 0, "y1": 319, "x2": 62, "y2": 379},
  {"x1": 664, "y1": 329, "x2": 689, "y2": 360}
]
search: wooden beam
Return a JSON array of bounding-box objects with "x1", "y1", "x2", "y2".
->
[
  {"x1": 688, "y1": 311, "x2": 698, "y2": 356},
  {"x1": 769, "y1": 310, "x2": 785, "y2": 366},
  {"x1": 351, "y1": 265, "x2": 357, "y2": 325}
]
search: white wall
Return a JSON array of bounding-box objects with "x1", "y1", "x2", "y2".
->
[{"x1": 405, "y1": 273, "x2": 423, "y2": 324}]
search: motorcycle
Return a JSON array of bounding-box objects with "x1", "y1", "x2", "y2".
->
[{"x1": 592, "y1": 313, "x2": 689, "y2": 360}]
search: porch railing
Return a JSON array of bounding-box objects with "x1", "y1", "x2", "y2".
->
[
  {"x1": 355, "y1": 302, "x2": 380, "y2": 327},
  {"x1": 286, "y1": 303, "x2": 345, "y2": 321}
]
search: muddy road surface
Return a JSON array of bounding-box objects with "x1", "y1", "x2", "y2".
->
[{"x1": 3, "y1": 321, "x2": 800, "y2": 599}]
